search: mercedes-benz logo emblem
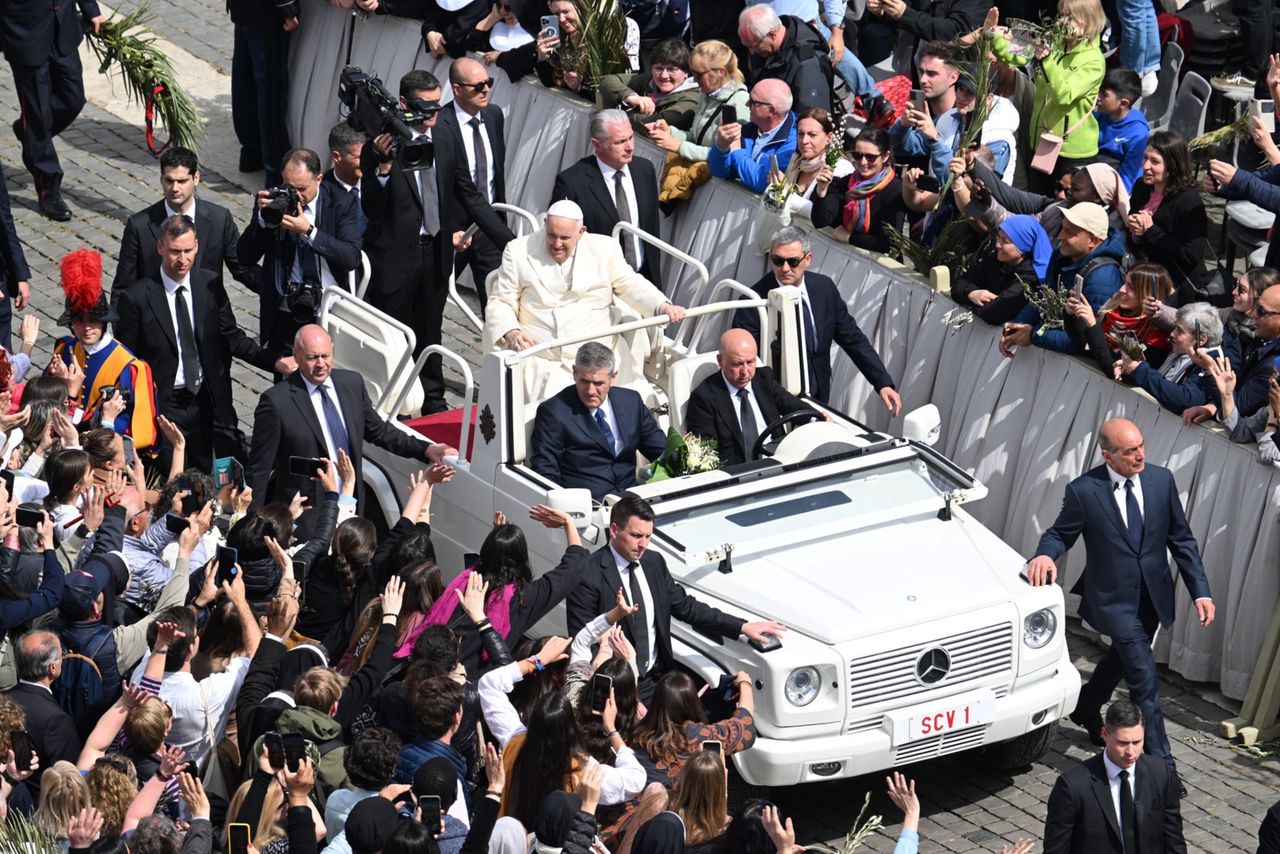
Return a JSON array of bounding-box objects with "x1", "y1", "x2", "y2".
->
[{"x1": 915, "y1": 647, "x2": 951, "y2": 685}]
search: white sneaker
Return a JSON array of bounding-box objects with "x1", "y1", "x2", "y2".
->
[
  {"x1": 1210, "y1": 72, "x2": 1256, "y2": 92},
  {"x1": 1141, "y1": 70, "x2": 1158, "y2": 97}
]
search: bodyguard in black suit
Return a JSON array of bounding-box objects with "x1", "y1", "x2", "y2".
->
[
  {"x1": 685, "y1": 328, "x2": 815, "y2": 466},
  {"x1": 566, "y1": 496, "x2": 786, "y2": 700},
  {"x1": 362, "y1": 68, "x2": 514, "y2": 414},
  {"x1": 227, "y1": 0, "x2": 296, "y2": 183},
  {"x1": 237, "y1": 148, "x2": 363, "y2": 354},
  {"x1": 111, "y1": 147, "x2": 258, "y2": 306},
  {"x1": 247, "y1": 324, "x2": 455, "y2": 521},
  {"x1": 114, "y1": 216, "x2": 289, "y2": 471},
  {"x1": 551, "y1": 110, "x2": 662, "y2": 287},
  {"x1": 0, "y1": 160, "x2": 30, "y2": 350},
  {"x1": 1043, "y1": 700, "x2": 1186, "y2": 854},
  {"x1": 438, "y1": 57, "x2": 508, "y2": 316},
  {"x1": 528, "y1": 342, "x2": 667, "y2": 502},
  {"x1": 733, "y1": 225, "x2": 900, "y2": 411},
  {"x1": 4, "y1": 631, "x2": 80, "y2": 796},
  {"x1": 1026, "y1": 419, "x2": 1214, "y2": 777},
  {"x1": 1, "y1": 0, "x2": 103, "y2": 220},
  {"x1": 324, "y1": 121, "x2": 366, "y2": 237}
]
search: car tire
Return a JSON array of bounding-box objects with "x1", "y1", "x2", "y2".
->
[{"x1": 981, "y1": 722, "x2": 1055, "y2": 772}]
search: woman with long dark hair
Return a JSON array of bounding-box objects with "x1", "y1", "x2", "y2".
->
[
  {"x1": 295, "y1": 517, "x2": 377, "y2": 643},
  {"x1": 632, "y1": 670, "x2": 756, "y2": 784},
  {"x1": 1126, "y1": 130, "x2": 1210, "y2": 301},
  {"x1": 398, "y1": 504, "x2": 589, "y2": 677},
  {"x1": 811, "y1": 125, "x2": 904, "y2": 254}
]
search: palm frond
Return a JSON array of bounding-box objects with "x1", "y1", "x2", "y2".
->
[
  {"x1": 84, "y1": 3, "x2": 203, "y2": 152},
  {"x1": 936, "y1": 34, "x2": 994, "y2": 207},
  {"x1": 1190, "y1": 114, "x2": 1250, "y2": 155},
  {"x1": 566, "y1": 0, "x2": 628, "y2": 90}
]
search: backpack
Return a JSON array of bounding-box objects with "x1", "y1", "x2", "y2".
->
[{"x1": 52, "y1": 628, "x2": 112, "y2": 721}]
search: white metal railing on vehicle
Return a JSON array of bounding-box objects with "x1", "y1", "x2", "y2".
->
[
  {"x1": 682, "y1": 278, "x2": 769, "y2": 353},
  {"x1": 391, "y1": 345, "x2": 476, "y2": 461},
  {"x1": 515, "y1": 298, "x2": 767, "y2": 363},
  {"x1": 350, "y1": 251, "x2": 372, "y2": 301},
  {"x1": 319, "y1": 285, "x2": 418, "y2": 418},
  {"x1": 447, "y1": 204, "x2": 540, "y2": 335},
  {"x1": 611, "y1": 220, "x2": 709, "y2": 311}
]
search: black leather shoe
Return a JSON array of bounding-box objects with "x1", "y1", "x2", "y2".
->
[
  {"x1": 1178, "y1": 779, "x2": 1188, "y2": 799},
  {"x1": 866, "y1": 94, "x2": 895, "y2": 126},
  {"x1": 1068, "y1": 708, "x2": 1104, "y2": 746},
  {"x1": 38, "y1": 192, "x2": 71, "y2": 222}
]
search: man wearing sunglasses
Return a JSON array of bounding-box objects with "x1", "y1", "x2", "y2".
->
[
  {"x1": 437, "y1": 57, "x2": 509, "y2": 318},
  {"x1": 732, "y1": 225, "x2": 900, "y2": 413}
]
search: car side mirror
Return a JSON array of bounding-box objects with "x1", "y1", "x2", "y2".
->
[{"x1": 902, "y1": 404, "x2": 941, "y2": 446}]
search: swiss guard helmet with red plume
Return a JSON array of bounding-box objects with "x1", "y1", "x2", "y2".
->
[{"x1": 58, "y1": 249, "x2": 117, "y2": 326}]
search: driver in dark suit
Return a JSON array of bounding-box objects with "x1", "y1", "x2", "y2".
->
[{"x1": 685, "y1": 328, "x2": 818, "y2": 466}]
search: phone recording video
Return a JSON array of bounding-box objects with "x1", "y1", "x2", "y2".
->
[{"x1": 591, "y1": 673, "x2": 613, "y2": 714}]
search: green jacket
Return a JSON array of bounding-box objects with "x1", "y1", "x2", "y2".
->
[
  {"x1": 994, "y1": 34, "x2": 1104, "y2": 160},
  {"x1": 246, "y1": 706, "x2": 349, "y2": 796},
  {"x1": 598, "y1": 72, "x2": 701, "y2": 132}
]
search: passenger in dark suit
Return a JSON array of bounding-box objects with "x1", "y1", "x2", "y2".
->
[
  {"x1": 685, "y1": 328, "x2": 817, "y2": 466},
  {"x1": 1043, "y1": 699, "x2": 1186, "y2": 853},
  {"x1": 1027, "y1": 418, "x2": 1214, "y2": 778},
  {"x1": 237, "y1": 148, "x2": 363, "y2": 355},
  {"x1": 551, "y1": 110, "x2": 662, "y2": 287},
  {"x1": 324, "y1": 122, "x2": 366, "y2": 237},
  {"x1": 439, "y1": 57, "x2": 509, "y2": 317},
  {"x1": 566, "y1": 496, "x2": 787, "y2": 700},
  {"x1": 360, "y1": 69, "x2": 514, "y2": 414},
  {"x1": 114, "y1": 215, "x2": 292, "y2": 472},
  {"x1": 4, "y1": 630, "x2": 80, "y2": 796},
  {"x1": 111, "y1": 147, "x2": 258, "y2": 307},
  {"x1": 227, "y1": 0, "x2": 296, "y2": 183},
  {"x1": 247, "y1": 324, "x2": 455, "y2": 521},
  {"x1": 529, "y1": 342, "x2": 667, "y2": 502},
  {"x1": 1, "y1": 0, "x2": 103, "y2": 220},
  {"x1": 0, "y1": 160, "x2": 31, "y2": 350}
]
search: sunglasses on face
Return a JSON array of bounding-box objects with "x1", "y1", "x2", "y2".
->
[
  {"x1": 458, "y1": 78, "x2": 496, "y2": 92},
  {"x1": 851, "y1": 151, "x2": 882, "y2": 161},
  {"x1": 769, "y1": 254, "x2": 804, "y2": 268},
  {"x1": 1257, "y1": 307, "x2": 1280, "y2": 318}
]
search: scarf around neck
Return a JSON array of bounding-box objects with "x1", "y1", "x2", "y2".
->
[{"x1": 842, "y1": 166, "x2": 895, "y2": 233}]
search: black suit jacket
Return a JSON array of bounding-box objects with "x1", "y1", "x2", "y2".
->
[
  {"x1": 114, "y1": 268, "x2": 277, "y2": 425},
  {"x1": 566, "y1": 545, "x2": 745, "y2": 675},
  {"x1": 1043, "y1": 753, "x2": 1186, "y2": 854},
  {"x1": 684, "y1": 367, "x2": 811, "y2": 465},
  {"x1": 322, "y1": 168, "x2": 366, "y2": 237},
  {"x1": 0, "y1": 0, "x2": 98, "y2": 65},
  {"x1": 226, "y1": 0, "x2": 290, "y2": 30},
  {"x1": 236, "y1": 179, "x2": 363, "y2": 343},
  {"x1": 529, "y1": 384, "x2": 666, "y2": 502},
  {"x1": 0, "y1": 161, "x2": 28, "y2": 299},
  {"x1": 435, "y1": 104, "x2": 507, "y2": 207},
  {"x1": 359, "y1": 127, "x2": 514, "y2": 298},
  {"x1": 4, "y1": 682, "x2": 79, "y2": 794},
  {"x1": 247, "y1": 368, "x2": 432, "y2": 510},
  {"x1": 551, "y1": 155, "x2": 661, "y2": 285},
  {"x1": 111, "y1": 198, "x2": 258, "y2": 306},
  {"x1": 733, "y1": 272, "x2": 895, "y2": 404}
]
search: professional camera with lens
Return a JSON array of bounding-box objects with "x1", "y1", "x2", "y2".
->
[
  {"x1": 338, "y1": 66, "x2": 436, "y2": 171},
  {"x1": 261, "y1": 185, "x2": 302, "y2": 228},
  {"x1": 285, "y1": 278, "x2": 323, "y2": 323}
]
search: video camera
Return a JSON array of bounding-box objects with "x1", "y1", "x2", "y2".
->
[{"x1": 338, "y1": 66, "x2": 436, "y2": 171}]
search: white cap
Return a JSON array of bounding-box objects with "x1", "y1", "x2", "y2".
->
[{"x1": 546, "y1": 199, "x2": 584, "y2": 222}]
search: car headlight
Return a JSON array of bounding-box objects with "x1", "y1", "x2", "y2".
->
[
  {"x1": 1024, "y1": 608, "x2": 1057, "y2": 649},
  {"x1": 784, "y1": 666, "x2": 821, "y2": 706}
]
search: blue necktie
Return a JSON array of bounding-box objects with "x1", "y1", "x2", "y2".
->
[
  {"x1": 319, "y1": 385, "x2": 351, "y2": 458},
  {"x1": 594, "y1": 408, "x2": 616, "y2": 455},
  {"x1": 1125, "y1": 479, "x2": 1143, "y2": 549}
]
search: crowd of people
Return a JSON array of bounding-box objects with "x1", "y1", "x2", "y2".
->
[{"x1": 0, "y1": 0, "x2": 1275, "y2": 850}]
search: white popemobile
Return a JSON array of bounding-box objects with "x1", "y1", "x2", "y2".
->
[{"x1": 327, "y1": 222, "x2": 1080, "y2": 788}]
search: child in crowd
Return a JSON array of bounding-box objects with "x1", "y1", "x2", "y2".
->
[{"x1": 1094, "y1": 68, "x2": 1150, "y2": 193}]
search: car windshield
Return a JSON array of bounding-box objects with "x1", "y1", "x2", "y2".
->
[{"x1": 654, "y1": 460, "x2": 944, "y2": 555}]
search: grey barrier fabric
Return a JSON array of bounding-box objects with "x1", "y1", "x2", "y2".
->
[{"x1": 288, "y1": 6, "x2": 1278, "y2": 699}]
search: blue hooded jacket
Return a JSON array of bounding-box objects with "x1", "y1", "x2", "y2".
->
[
  {"x1": 1095, "y1": 108, "x2": 1149, "y2": 192},
  {"x1": 1015, "y1": 226, "x2": 1126, "y2": 353}
]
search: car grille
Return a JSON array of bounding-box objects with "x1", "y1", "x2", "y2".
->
[
  {"x1": 846, "y1": 622, "x2": 1014, "y2": 709},
  {"x1": 894, "y1": 723, "x2": 991, "y2": 765}
]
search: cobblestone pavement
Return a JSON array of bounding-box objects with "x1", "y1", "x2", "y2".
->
[{"x1": 0, "y1": 7, "x2": 1270, "y2": 852}]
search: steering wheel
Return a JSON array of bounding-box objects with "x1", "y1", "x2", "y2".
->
[{"x1": 750, "y1": 410, "x2": 825, "y2": 460}]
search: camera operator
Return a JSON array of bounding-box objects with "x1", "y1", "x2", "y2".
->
[
  {"x1": 360, "y1": 69, "x2": 513, "y2": 415},
  {"x1": 237, "y1": 148, "x2": 362, "y2": 356}
]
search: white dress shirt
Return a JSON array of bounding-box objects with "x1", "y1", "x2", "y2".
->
[
  {"x1": 596, "y1": 157, "x2": 644, "y2": 267},
  {"x1": 332, "y1": 172, "x2": 361, "y2": 201},
  {"x1": 159, "y1": 268, "x2": 203, "y2": 390},
  {"x1": 302, "y1": 375, "x2": 349, "y2": 464},
  {"x1": 590, "y1": 396, "x2": 621, "y2": 456},
  {"x1": 1102, "y1": 751, "x2": 1137, "y2": 835},
  {"x1": 611, "y1": 545, "x2": 657, "y2": 673},
  {"x1": 290, "y1": 192, "x2": 337, "y2": 290},
  {"x1": 723, "y1": 373, "x2": 765, "y2": 435},
  {"x1": 134, "y1": 655, "x2": 251, "y2": 770},
  {"x1": 1106, "y1": 464, "x2": 1144, "y2": 528},
  {"x1": 165, "y1": 198, "x2": 196, "y2": 222},
  {"x1": 454, "y1": 101, "x2": 495, "y2": 202},
  {"x1": 774, "y1": 275, "x2": 817, "y2": 341}
]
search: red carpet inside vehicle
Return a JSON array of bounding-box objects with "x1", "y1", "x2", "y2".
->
[{"x1": 404, "y1": 407, "x2": 478, "y2": 458}]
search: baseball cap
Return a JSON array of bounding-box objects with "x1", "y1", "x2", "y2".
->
[
  {"x1": 1060, "y1": 202, "x2": 1109, "y2": 241},
  {"x1": 345, "y1": 797, "x2": 400, "y2": 854},
  {"x1": 60, "y1": 553, "x2": 128, "y2": 621}
]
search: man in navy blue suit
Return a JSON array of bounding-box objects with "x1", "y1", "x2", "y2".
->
[
  {"x1": 529, "y1": 341, "x2": 666, "y2": 502},
  {"x1": 1026, "y1": 418, "x2": 1214, "y2": 783},
  {"x1": 733, "y1": 225, "x2": 901, "y2": 411}
]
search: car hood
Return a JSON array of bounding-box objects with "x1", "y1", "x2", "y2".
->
[{"x1": 678, "y1": 511, "x2": 1023, "y2": 645}]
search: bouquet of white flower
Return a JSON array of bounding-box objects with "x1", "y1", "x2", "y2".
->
[{"x1": 647, "y1": 428, "x2": 722, "y2": 481}]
